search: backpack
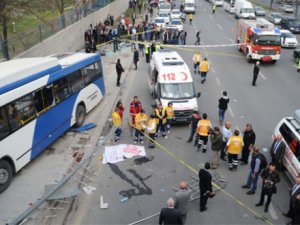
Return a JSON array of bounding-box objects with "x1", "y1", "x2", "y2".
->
[{"x1": 258, "y1": 153, "x2": 268, "y2": 170}]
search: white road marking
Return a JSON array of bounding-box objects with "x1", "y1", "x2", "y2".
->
[
  {"x1": 215, "y1": 77, "x2": 221, "y2": 85},
  {"x1": 211, "y1": 67, "x2": 216, "y2": 73},
  {"x1": 228, "y1": 106, "x2": 234, "y2": 117},
  {"x1": 217, "y1": 24, "x2": 223, "y2": 30},
  {"x1": 233, "y1": 99, "x2": 238, "y2": 102},
  {"x1": 269, "y1": 203, "x2": 279, "y2": 220},
  {"x1": 259, "y1": 72, "x2": 267, "y2": 80},
  {"x1": 229, "y1": 38, "x2": 234, "y2": 44}
]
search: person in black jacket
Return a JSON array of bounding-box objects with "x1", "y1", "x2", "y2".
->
[
  {"x1": 187, "y1": 110, "x2": 201, "y2": 143},
  {"x1": 116, "y1": 59, "x2": 124, "y2": 87},
  {"x1": 255, "y1": 163, "x2": 280, "y2": 212},
  {"x1": 240, "y1": 124, "x2": 256, "y2": 165},
  {"x1": 199, "y1": 162, "x2": 214, "y2": 212},
  {"x1": 133, "y1": 47, "x2": 139, "y2": 70},
  {"x1": 159, "y1": 198, "x2": 183, "y2": 225},
  {"x1": 252, "y1": 61, "x2": 260, "y2": 86},
  {"x1": 218, "y1": 91, "x2": 229, "y2": 126}
]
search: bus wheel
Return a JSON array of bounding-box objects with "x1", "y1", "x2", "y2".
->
[
  {"x1": 75, "y1": 104, "x2": 86, "y2": 127},
  {"x1": 0, "y1": 160, "x2": 13, "y2": 193}
]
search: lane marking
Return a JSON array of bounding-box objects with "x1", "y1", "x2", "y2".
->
[
  {"x1": 229, "y1": 38, "x2": 234, "y2": 44},
  {"x1": 217, "y1": 24, "x2": 223, "y2": 30},
  {"x1": 228, "y1": 106, "x2": 234, "y2": 117},
  {"x1": 211, "y1": 67, "x2": 216, "y2": 73},
  {"x1": 259, "y1": 72, "x2": 267, "y2": 80},
  {"x1": 215, "y1": 77, "x2": 221, "y2": 85},
  {"x1": 269, "y1": 203, "x2": 279, "y2": 220},
  {"x1": 209, "y1": 14, "x2": 213, "y2": 19}
]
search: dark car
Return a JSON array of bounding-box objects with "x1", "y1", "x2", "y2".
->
[
  {"x1": 266, "y1": 12, "x2": 283, "y2": 25},
  {"x1": 293, "y1": 49, "x2": 300, "y2": 63},
  {"x1": 281, "y1": 17, "x2": 300, "y2": 33},
  {"x1": 254, "y1": 6, "x2": 266, "y2": 16}
]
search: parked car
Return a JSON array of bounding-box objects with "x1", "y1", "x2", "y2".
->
[
  {"x1": 254, "y1": 6, "x2": 266, "y2": 16},
  {"x1": 158, "y1": 11, "x2": 171, "y2": 24},
  {"x1": 293, "y1": 49, "x2": 300, "y2": 63},
  {"x1": 154, "y1": 17, "x2": 167, "y2": 29},
  {"x1": 281, "y1": 30, "x2": 298, "y2": 48},
  {"x1": 149, "y1": 0, "x2": 159, "y2": 7},
  {"x1": 169, "y1": 19, "x2": 184, "y2": 31},
  {"x1": 279, "y1": 4, "x2": 294, "y2": 13},
  {"x1": 266, "y1": 12, "x2": 283, "y2": 24},
  {"x1": 170, "y1": 9, "x2": 182, "y2": 19},
  {"x1": 281, "y1": 17, "x2": 300, "y2": 33}
]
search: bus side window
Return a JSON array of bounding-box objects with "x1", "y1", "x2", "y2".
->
[
  {"x1": 68, "y1": 70, "x2": 85, "y2": 93},
  {"x1": 33, "y1": 85, "x2": 54, "y2": 114},
  {"x1": 0, "y1": 108, "x2": 10, "y2": 140},
  {"x1": 82, "y1": 64, "x2": 96, "y2": 85},
  {"x1": 53, "y1": 77, "x2": 71, "y2": 103}
]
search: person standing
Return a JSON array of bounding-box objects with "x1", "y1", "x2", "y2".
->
[
  {"x1": 131, "y1": 12, "x2": 136, "y2": 26},
  {"x1": 297, "y1": 59, "x2": 300, "y2": 72},
  {"x1": 188, "y1": 13, "x2": 193, "y2": 25},
  {"x1": 133, "y1": 47, "x2": 139, "y2": 70},
  {"x1": 195, "y1": 30, "x2": 201, "y2": 45},
  {"x1": 221, "y1": 122, "x2": 232, "y2": 161},
  {"x1": 155, "y1": 104, "x2": 168, "y2": 138},
  {"x1": 116, "y1": 101, "x2": 125, "y2": 121},
  {"x1": 116, "y1": 59, "x2": 125, "y2": 87},
  {"x1": 242, "y1": 147, "x2": 262, "y2": 195},
  {"x1": 159, "y1": 198, "x2": 183, "y2": 225},
  {"x1": 218, "y1": 91, "x2": 229, "y2": 126},
  {"x1": 226, "y1": 129, "x2": 244, "y2": 171},
  {"x1": 199, "y1": 162, "x2": 215, "y2": 212},
  {"x1": 187, "y1": 110, "x2": 201, "y2": 143},
  {"x1": 270, "y1": 134, "x2": 286, "y2": 170},
  {"x1": 255, "y1": 163, "x2": 280, "y2": 212},
  {"x1": 130, "y1": 96, "x2": 143, "y2": 128},
  {"x1": 193, "y1": 51, "x2": 201, "y2": 74},
  {"x1": 284, "y1": 177, "x2": 300, "y2": 224},
  {"x1": 252, "y1": 61, "x2": 260, "y2": 86},
  {"x1": 212, "y1": 4, "x2": 216, "y2": 14},
  {"x1": 145, "y1": 43, "x2": 151, "y2": 63},
  {"x1": 174, "y1": 181, "x2": 192, "y2": 224},
  {"x1": 143, "y1": 113, "x2": 157, "y2": 148},
  {"x1": 199, "y1": 58, "x2": 209, "y2": 84},
  {"x1": 165, "y1": 102, "x2": 174, "y2": 133},
  {"x1": 210, "y1": 127, "x2": 223, "y2": 169},
  {"x1": 240, "y1": 124, "x2": 256, "y2": 165},
  {"x1": 138, "y1": 41, "x2": 144, "y2": 57},
  {"x1": 196, "y1": 113, "x2": 212, "y2": 153},
  {"x1": 134, "y1": 109, "x2": 147, "y2": 144},
  {"x1": 112, "y1": 107, "x2": 122, "y2": 142}
]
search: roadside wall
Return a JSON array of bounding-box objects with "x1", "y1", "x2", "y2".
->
[{"x1": 17, "y1": 0, "x2": 126, "y2": 58}]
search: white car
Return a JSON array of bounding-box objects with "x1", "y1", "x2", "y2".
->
[
  {"x1": 170, "y1": 9, "x2": 182, "y2": 20},
  {"x1": 158, "y1": 11, "x2": 171, "y2": 24},
  {"x1": 169, "y1": 19, "x2": 184, "y2": 31},
  {"x1": 281, "y1": 29, "x2": 298, "y2": 48},
  {"x1": 280, "y1": 4, "x2": 294, "y2": 13},
  {"x1": 154, "y1": 17, "x2": 166, "y2": 29}
]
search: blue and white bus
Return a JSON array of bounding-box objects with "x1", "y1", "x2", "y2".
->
[
  {"x1": 223, "y1": 0, "x2": 235, "y2": 13},
  {"x1": 0, "y1": 53, "x2": 105, "y2": 193}
]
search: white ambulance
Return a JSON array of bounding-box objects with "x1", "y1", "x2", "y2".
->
[
  {"x1": 148, "y1": 50, "x2": 200, "y2": 122},
  {"x1": 273, "y1": 109, "x2": 300, "y2": 183}
]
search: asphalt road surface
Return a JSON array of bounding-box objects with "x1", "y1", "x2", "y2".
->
[{"x1": 65, "y1": 1, "x2": 300, "y2": 225}]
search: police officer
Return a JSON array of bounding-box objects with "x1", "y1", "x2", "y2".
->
[
  {"x1": 145, "y1": 43, "x2": 150, "y2": 63},
  {"x1": 196, "y1": 113, "x2": 212, "y2": 153}
]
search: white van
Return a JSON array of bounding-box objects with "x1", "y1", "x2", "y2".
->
[
  {"x1": 159, "y1": 3, "x2": 172, "y2": 14},
  {"x1": 212, "y1": 0, "x2": 224, "y2": 6},
  {"x1": 234, "y1": 0, "x2": 255, "y2": 19},
  {"x1": 273, "y1": 109, "x2": 300, "y2": 183},
  {"x1": 148, "y1": 50, "x2": 200, "y2": 122},
  {"x1": 184, "y1": 0, "x2": 196, "y2": 14}
]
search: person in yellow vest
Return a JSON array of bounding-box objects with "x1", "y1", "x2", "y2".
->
[
  {"x1": 212, "y1": 4, "x2": 216, "y2": 14},
  {"x1": 199, "y1": 57, "x2": 209, "y2": 84},
  {"x1": 188, "y1": 13, "x2": 193, "y2": 25},
  {"x1": 155, "y1": 42, "x2": 161, "y2": 51},
  {"x1": 196, "y1": 113, "x2": 212, "y2": 153},
  {"x1": 226, "y1": 129, "x2": 244, "y2": 171},
  {"x1": 112, "y1": 107, "x2": 122, "y2": 142},
  {"x1": 165, "y1": 102, "x2": 175, "y2": 133},
  {"x1": 145, "y1": 43, "x2": 150, "y2": 63},
  {"x1": 193, "y1": 51, "x2": 202, "y2": 74},
  {"x1": 155, "y1": 103, "x2": 167, "y2": 138},
  {"x1": 134, "y1": 109, "x2": 148, "y2": 144},
  {"x1": 143, "y1": 113, "x2": 157, "y2": 148}
]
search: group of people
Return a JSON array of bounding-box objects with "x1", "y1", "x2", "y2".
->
[
  {"x1": 111, "y1": 96, "x2": 175, "y2": 148},
  {"x1": 192, "y1": 51, "x2": 210, "y2": 84}
]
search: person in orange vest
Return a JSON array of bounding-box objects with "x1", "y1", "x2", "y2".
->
[
  {"x1": 226, "y1": 129, "x2": 244, "y2": 171},
  {"x1": 155, "y1": 103, "x2": 167, "y2": 138},
  {"x1": 134, "y1": 109, "x2": 148, "y2": 144},
  {"x1": 199, "y1": 58, "x2": 209, "y2": 84},
  {"x1": 193, "y1": 51, "x2": 201, "y2": 74},
  {"x1": 165, "y1": 102, "x2": 175, "y2": 133},
  {"x1": 196, "y1": 113, "x2": 212, "y2": 153}
]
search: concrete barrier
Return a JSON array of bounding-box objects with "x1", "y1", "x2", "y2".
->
[{"x1": 17, "y1": 0, "x2": 127, "y2": 58}]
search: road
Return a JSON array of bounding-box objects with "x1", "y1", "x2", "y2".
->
[{"x1": 64, "y1": 1, "x2": 300, "y2": 225}]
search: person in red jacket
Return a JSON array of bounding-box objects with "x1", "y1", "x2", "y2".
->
[
  {"x1": 116, "y1": 100, "x2": 124, "y2": 121},
  {"x1": 130, "y1": 96, "x2": 143, "y2": 126}
]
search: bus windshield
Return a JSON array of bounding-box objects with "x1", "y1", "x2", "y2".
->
[
  {"x1": 256, "y1": 35, "x2": 281, "y2": 46},
  {"x1": 160, "y1": 83, "x2": 196, "y2": 99}
]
